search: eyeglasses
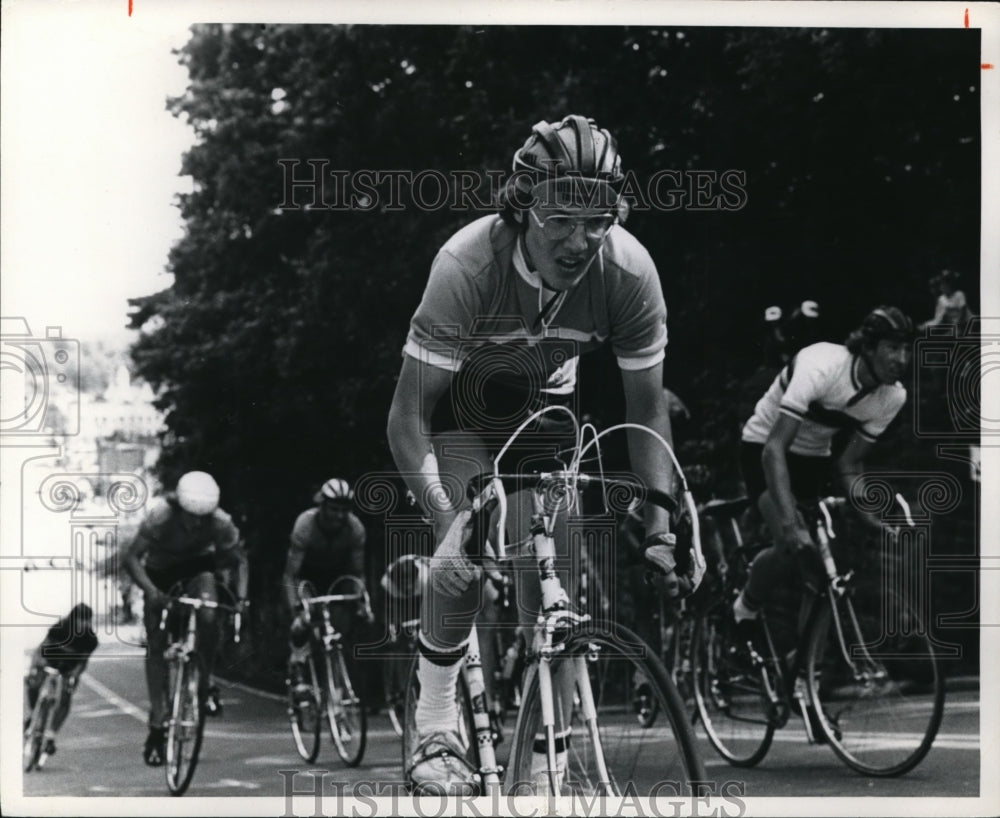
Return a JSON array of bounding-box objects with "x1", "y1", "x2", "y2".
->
[{"x1": 528, "y1": 209, "x2": 617, "y2": 241}]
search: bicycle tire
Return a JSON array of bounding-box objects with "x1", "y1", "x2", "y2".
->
[
  {"x1": 505, "y1": 622, "x2": 705, "y2": 797},
  {"x1": 165, "y1": 651, "x2": 206, "y2": 796},
  {"x1": 324, "y1": 645, "x2": 367, "y2": 766},
  {"x1": 288, "y1": 654, "x2": 322, "y2": 763},
  {"x1": 401, "y1": 653, "x2": 479, "y2": 789},
  {"x1": 805, "y1": 586, "x2": 945, "y2": 776},
  {"x1": 23, "y1": 696, "x2": 52, "y2": 773},
  {"x1": 691, "y1": 600, "x2": 775, "y2": 767}
]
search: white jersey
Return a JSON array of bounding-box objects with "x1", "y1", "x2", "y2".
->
[{"x1": 741, "y1": 342, "x2": 906, "y2": 457}]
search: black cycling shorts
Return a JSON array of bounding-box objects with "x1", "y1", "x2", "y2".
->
[
  {"x1": 146, "y1": 554, "x2": 217, "y2": 594},
  {"x1": 739, "y1": 441, "x2": 831, "y2": 505}
]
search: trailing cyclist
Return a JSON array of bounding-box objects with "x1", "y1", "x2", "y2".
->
[
  {"x1": 24, "y1": 602, "x2": 99, "y2": 765},
  {"x1": 386, "y1": 114, "x2": 697, "y2": 793},
  {"x1": 123, "y1": 470, "x2": 249, "y2": 766},
  {"x1": 733, "y1": 306, "x2": 914, "y2": 736},
  {"x1": 283, "y1": 478, "x2": 375, "y2": 702}
]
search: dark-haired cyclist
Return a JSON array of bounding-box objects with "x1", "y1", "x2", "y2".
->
[
  {"x1": 24, "y1": 603, "x2": 99, "y2": 765},
  {"x1": 734, "y1": 306, "x2": 913, "y2": 733}
]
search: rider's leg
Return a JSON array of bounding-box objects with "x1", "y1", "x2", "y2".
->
[
  {"x1": 736, "y1": 490, "x2": 799, "y2": 618},
  {"x1": 143, "y1": 592, "x2": 170, "y2": 728},
  {"x1": 189, "y1": 571, "x2": 219, "y2": 684},
  {"x1": 415, "y1": 431, "x2": 491, "y2": 740}
]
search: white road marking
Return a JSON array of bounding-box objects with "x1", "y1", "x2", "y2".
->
[{"x1": 78, "y1": 673, "x2": 147, "y2": 723}]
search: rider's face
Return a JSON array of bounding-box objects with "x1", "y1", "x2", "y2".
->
[
  {"x1": 868, "y1": 339, "x2": 911, "y2": 384},
  {"x1": 521, "y1": 190, "x2": 613, "y2": 291},
  {"x1": 318, "y1": 501, "x2": 349, "y2": 530}
]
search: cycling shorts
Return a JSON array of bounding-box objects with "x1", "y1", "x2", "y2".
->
[{"x1": 739, "y1": 441, "x2": 831, "y2": 505}]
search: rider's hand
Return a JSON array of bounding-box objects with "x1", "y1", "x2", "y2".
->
[
  {"x1": 144, "y1": 586, "x2": 167, "y2": 608},
  {"x1": 643, "y1": 532, "x2": 685, "y2": 599},
  {"x1": 777, "y1": 521, "x2": 813, "y2": 556},
  {"x1": 429, "y1": 509, "x2": 481, "y2": 598}
]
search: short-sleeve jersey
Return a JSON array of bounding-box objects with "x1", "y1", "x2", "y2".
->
[
  {"x1": 741, "y1": 342, "x2": 907, "y2": 457},
  {"x1": 137, "y1": 496, "x2": 242, "y2": 573},
  {"x1": 289, "y1": 509, "x2": 366, "y2": 591},
  {"x1": 403, "y1": 215, "x2": 668, "y2": 397}
]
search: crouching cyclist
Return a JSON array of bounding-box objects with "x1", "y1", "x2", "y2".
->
[
  {"x1": 24, "y1": 603, "x2": 99, "y2": 765},
  {"x1": 124, "y1": 471, "x2": 249, "y2": 766}
]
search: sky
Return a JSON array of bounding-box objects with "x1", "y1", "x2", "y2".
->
[{"x1": 2, "y1": 1, "x2": 196, "y2": 344}]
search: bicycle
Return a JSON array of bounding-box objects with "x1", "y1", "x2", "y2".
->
[
  {"x1": 159, "y1": 585, "x2": 244, "y2": 796},
  {"x1": 402, "y1": 407, "x2": 708, "y2": 796},
  {"x1": 691, "y1": 494, "x2": 945, "y2": 776},
  {"x1": 23, "y1": 667, "x2": 67, "y2": 772},
  {"x1": 287, "y1": 576, "x2": 372, "y2": 766}
]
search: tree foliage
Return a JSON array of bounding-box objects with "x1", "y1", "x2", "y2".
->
[{"x1": 130, "y1": 24, "x2": 981, "y2": 680}]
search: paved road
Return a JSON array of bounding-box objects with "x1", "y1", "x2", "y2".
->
[{"x1": 19, "y1": 633, "x2": 981, "y2": 803}]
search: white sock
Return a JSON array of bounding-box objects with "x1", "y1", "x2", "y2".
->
[
  {"x1": 414, "y1": 641, "x2": 463, "y2": 738},
  {"x1": 733, "y1": 592, "x2": 759, "y2": 623}
]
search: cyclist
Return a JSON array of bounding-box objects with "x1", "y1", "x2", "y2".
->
[
  {"x1": 283, "y1": 478, "x2": 373, "y2": 699},
  {"x1": 24, "y1": 602, "x2": 99, "y2": 764},
  {"x1": 387, "y1": 114, "x2": 693, "y2": 792},
  {"x1": 123, "y1": 470, "x2": 248, "y2": 767},
  {"x1": 733, "y1": 306, "x2": 913, "y2": 734}
]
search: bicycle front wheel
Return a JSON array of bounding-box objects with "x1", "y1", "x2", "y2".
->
[
  {"x1": 806, "y1": 587, "x2": 945, "y2": 776},
  {"x1": 506, "y1": 623, "x2": 704, "y2": 797},
  {"x1": 324, "y1": 646, "x2": 367, "y2": 766},
  {"x1": 23, "y1": 697, "x2": 52, "y2": 773},
  {"x1": 690, "y1": 601, "x2": 775, "y2": 767},
  {"x1": 165, "y1": 652, "x2": 206, "y2": 796},
  {"x1": 288, "y1": 655, "x2": 322, "y2": 762}
]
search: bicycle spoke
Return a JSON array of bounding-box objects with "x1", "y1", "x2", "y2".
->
[{"x1": 325, "y1": 648, "x2": 366, "y2": 766}]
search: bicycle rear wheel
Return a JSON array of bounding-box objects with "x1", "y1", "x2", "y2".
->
[
  {"x1": 324, "y1": 646, "x2": 367, "y2": 766},
  {"x1": 691, "y1": 601, "x2": 775, "y2": 767},
  {"x1": 806, "y1": 587, "x2": 945, "y2": 776},
  {"x1": 288, "y1": 655, "x2": 322, "y2": 762},
  {"x1": 506, "y1": 622, "x2": 704, "y2": 796},
  {"x1": 23, "y1": 697, "x2": 52, "y2": 773},
  {"x1": 165, "y1": 652, "x2": 206, "y2": 796}
]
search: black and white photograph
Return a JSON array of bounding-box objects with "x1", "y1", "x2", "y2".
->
[{"x1": 2, "y1": 1, "x2": 997, "y2": 815}]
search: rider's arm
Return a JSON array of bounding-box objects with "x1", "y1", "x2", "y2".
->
[
  {"x1": 387, "y1": 355, "x2": 459, "y2": 541},
  {"x1": 621, "y1": 361, "x2": 674, "y2": 536},
  {"x1": 347, "y1": 514, "x2": 367, "y2": 579},
  {"x1": 282, "y1": 534, "x2": 307, "y2": 615},
  {"x1": 212, "y1": 513, "x2": 249, "y2": 600},
  {"x1": 836, "y1": 431, "x2": 884, "y2": 532},
  {"x1": 761, "y1": 413, "x2": 811, "y2": 546},
  {"x1": 122, "y1": 527, "x2": 162, "y2": 602}
]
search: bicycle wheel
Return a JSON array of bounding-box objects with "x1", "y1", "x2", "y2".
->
[
  {"x1": 691, "y1": 601, "x2": 775, "y2": 767},
  {"x1": 165, "y1": 652, "x2": 206, "y2": 796},
  {"x1": 23, "y1": 697, "x2": 52, "y2": 773},
  {"x1": 506, "y1": 622, "x2": 704, "y2": 796},
  {"x1": 805, "y1": 586, "x2": 945, "y2": 776},
  {"x1": 401, "y1": 654, "x2": 479, "y2": 787},
  {"x1": 288, "y1": 655, "x2": 322, "y2": 762},
  {"x1": 324, "y1": 646, "x2": 367, "y2": 766}
]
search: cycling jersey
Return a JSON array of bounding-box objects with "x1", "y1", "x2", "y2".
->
[
  {"x1": 741, "y1": 342, "x2": 906, "y2": 457},
  {"x1": 404, "y1": 215, "x2": 668, "y2": 413},
  {"x1": 135, "y1": 496, "x2": 241, "y2": 575},
  {"x1": 37, "y1": 619, "x2": 98, "y2": 672},
  {"x1": 289, "y1": 508, "x2": 366, "y2": 592}
]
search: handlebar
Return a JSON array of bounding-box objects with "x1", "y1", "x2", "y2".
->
[{"x1": 159, "y1": 595, "x2": 248, "y2": 644}]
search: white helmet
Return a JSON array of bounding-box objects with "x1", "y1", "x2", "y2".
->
[
  {"x1": 313, "y1": 478, "x2": 353, "y2": 505},
  {"x1": 176, "y1": 471, "x2": 220, "y2": 516}
]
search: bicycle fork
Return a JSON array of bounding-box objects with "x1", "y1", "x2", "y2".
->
[{"x1": 464, "y1": 628, "x2": 502, "y2": 791}]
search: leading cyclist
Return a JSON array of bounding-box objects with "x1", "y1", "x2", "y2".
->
[
  {"x1": 123, "y1": 470, "x2": 249, "y2": 766},
  {"x1": 387, "y1": 115, "x2": 695, "y2": 792},
  {"x1": 733, "y1": 306, "x2": 913, "y2": 731}
]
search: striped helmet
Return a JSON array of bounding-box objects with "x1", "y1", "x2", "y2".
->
[{"x1": 313, "y1": 478, "x2": 353, "y2": 505}]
